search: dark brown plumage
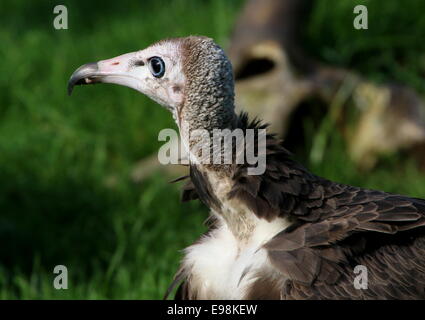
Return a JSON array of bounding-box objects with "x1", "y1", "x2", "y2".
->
[
  {"x1": 171, "y1": 113, "x2": 425, "y2": 300},
  {"x1": 68, "y1": 36, "x2": 425, "y2": 300}
]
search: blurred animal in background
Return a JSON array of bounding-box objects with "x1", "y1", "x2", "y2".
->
[
  {"x1": 131, "y1": 0, "x2": 425, "y2": 182},
  {"x1": 229, "y1": 0, "x2": 425, "y2": 170}
]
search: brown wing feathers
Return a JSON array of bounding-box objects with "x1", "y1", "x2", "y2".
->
[{"x1": 172, "y1": 113, "x2": 425, "y2": 299}]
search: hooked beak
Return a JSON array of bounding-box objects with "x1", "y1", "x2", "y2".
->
[
  {"x1": 67, "y1": 62, "x2": 100, "y2": 95},
  {"x1": 67, "y1": 52, "x2": 143, "y2": 96}
]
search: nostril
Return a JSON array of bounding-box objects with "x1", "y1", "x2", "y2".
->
[
  {"x1": 133, "y1": 60, "x2": 145, "y2": 67},
  {"x1": 111, "y1": 62, "x2": 120, "y2": 66}
]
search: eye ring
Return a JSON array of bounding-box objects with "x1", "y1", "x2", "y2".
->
[{"x1": 148, "y1": 56, "x2": 165, "y2": 78}]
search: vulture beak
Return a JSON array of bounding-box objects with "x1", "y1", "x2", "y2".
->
[
  {"x1": 67, "y1": 52, "x2": 142, "y2": 96},
  {"x1": 67, "y1": 62, "x2": 99, "y2": 95}
]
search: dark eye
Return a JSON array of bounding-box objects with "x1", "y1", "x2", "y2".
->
[{"x1": 148, "y1": 56, "x2": 165, "y2": 78}]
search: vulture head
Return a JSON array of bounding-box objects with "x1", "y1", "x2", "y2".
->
[{"x1": 68, "y1": 36, "x2": 236, "y2": 133}]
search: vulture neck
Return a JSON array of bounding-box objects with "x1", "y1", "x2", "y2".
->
[
  {"x1": 178, "y1": 98, "x2": 267, "y2": 242},
  {"x1": 178, "y1": 36, "x2": 236, "y2": 165},
  {"x1": 178, "y1": 84, "x2": 237, "y2": 169}
]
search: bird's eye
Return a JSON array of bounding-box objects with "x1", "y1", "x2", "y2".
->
[{"x1": 148, "y1": 56, "x2": 165, "y2": 78}]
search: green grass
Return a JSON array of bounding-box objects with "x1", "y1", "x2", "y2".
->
[{"x1": 0, "y1": 0, "x2": 424, "y2": 299}]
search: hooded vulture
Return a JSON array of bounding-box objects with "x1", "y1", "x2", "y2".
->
[{"x1": 68, "y1": 36, "x2": 425, "y2": 299}]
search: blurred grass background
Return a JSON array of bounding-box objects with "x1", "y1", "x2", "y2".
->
[{"x1": 0, "y1": 0, "x2": 424, "y2": 299}]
